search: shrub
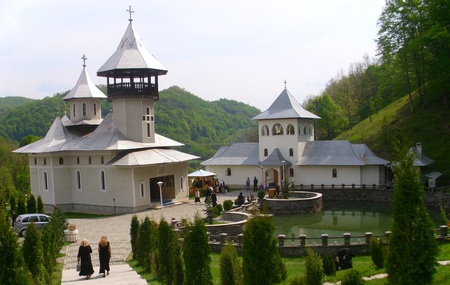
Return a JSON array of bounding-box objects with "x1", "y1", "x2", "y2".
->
[
  {"x1": 215, "y1": 203, "x2": 223, "y2": 213},
  {"x1": 234, "y1": 198, "x2": 239, "y2": 206},
  {"x1": 341, "y1": 269, "x2": 365, "y2": 285},
  {"x1": 369, "y1": 238, "x2": 385, "y2": 269},
  {"x1": 22, "y1": 223, "x2": 45, "y2": 284},
  {"x1": 220, "y1": 242, "x2": 242, "y2": 285},
  {"x1": 138, "y1": 217, "x2": 158, "y2": 272},
  {"x1": 49, "y1": 206, "x2": 67, "y2": 250},
  {"x1": 280, "y1": 259, "x2": 287, "y2": 281},
  {"x1": 37, "y1": 196, "x2": 44, "y2": 213},
  {"x1": 130, "y1": 215, "x2": 140, "y2": 260},
  {"x1": 257, "y1": 190, "x2": 266, "y2": 200},
  {"x1": 26, "y1": 194, "x2": 37, "y2": 214},
  {"x1": 158, "y1": 218, "x2": 177, "y2": 285},
  {"x1": 304, "y1": 247, "x2": 323, "y2": 285},
  {"x1": 322, "y1": 253, "x2": 336, "y2": 276},
  {"x1": 223, "y1": 200, "x2": 233, "y2": 211}
]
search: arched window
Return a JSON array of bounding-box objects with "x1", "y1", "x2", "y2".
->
[
  {"x1": 76, "y1": 170, "x2": 82, "y2": 190},
  {"x1": 100, "y1": 170, "x2": 106, "y2": 191},
  {"x1": 77, "y1": 157, "x2": 80, "y2": 164},
  {"x1": 93, "y1": 103, "x2": 97, "y2": 116},
  {"x1": 303, "y1": 126, "x2": 307, "y2": 135},
  {"x1": 180, "y1": 176, "x2": 184, "y2": 192},
  {"x1": 34, "y1": 157, "x2": 37, "y2": 165},
  {"x1": 82, "y1": 103, "x2": 87, "y2": 116},
  {"x1": 261, "y1": 125, "x2": 269, "y2": 136},
  {"x1": 88, "y1": 156, "x2": 92, "y2": 164},
  {"x1": 140, "y1": 182, "x2": 145, "y2": 197},
  {"x1": 43, "y1": 158, "x2": 47, "y2": 165},
  {"x1": 272, "y1": 123, "x2": 284, "y2": 135},
  {"x1": 101, "y1": 156, "x2": 104, "y2": 164},
  {"x1": 287, "y1": 124, "x2": 295, "y2": 135},
  {"x1": 289, "y1": 148, "x2": 294, "y2": 157},
  {"x1": 226, "y1": 168, "x2": 231, "y2": 176},
  {"x1": 264, "y1": 148, "x2": 268, "y2": 156},
  {"x1": 43, "y1": 171, "x2": 48, "y2": 191},
  {"x1": 73, "y1": 104, "x2": 76, "y2": 117},
  {"x1": 59, "y1": 157, "x2": 64, "y2": 165},
  {"x1": 332, "y1": 168, "x2": 337, "y2": 178},
  {"x1": 289, "y1": 168, "x2": 294, "y2": 177}
]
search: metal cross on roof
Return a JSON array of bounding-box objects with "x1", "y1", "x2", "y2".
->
[
  {"x1": 81, "y1": 54, "x2": 87, "y2": 67},
  {"x1": 127, "y1": 6, "x2": 134, "y2": 21},
  {"x1": 284, "y1": 80, "x2": 287, "y2": 89}
]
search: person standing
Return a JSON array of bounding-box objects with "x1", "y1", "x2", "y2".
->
[
  {"x1": 195, "y1": 189, "x2": 201, "y2": 204},
  {"x1": 211, "y1": 192, "x2": 217, "y2": 207},
  {"x1": 253, "y1": 177, "x2": 258, "y2": 191},
  {"x1": 98, "y1": 236, "x2": 111, "y2": 277},
  {"x1": 246, "y1": 177, "x2": 250, "y2": 191},
  {"x1": 77, "y1": 238, "x2": 94, "y2": 279}
]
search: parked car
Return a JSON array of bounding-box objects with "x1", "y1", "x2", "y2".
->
[{"x1": 14, "y1": 213, "x2": 51, "y2": 236}]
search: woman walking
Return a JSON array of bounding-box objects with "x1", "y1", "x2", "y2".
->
[
  {"x1": 98, "y1": 235, "x2": 111, "y2": 277},
  {"x1": 77, "y1": 238, "x2": 94, "y2": 279}
]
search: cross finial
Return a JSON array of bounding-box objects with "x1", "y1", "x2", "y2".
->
[
  {"x1": 284, "y1": 80, "x2": 287, "y2": 89},
  {"x1": 81, "y1": 54, "x2": 87, "y2": 67},
  {"x1": 127, "y1": 6, "x2": 134, "y2": 21}
]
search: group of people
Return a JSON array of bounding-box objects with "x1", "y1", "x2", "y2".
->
[
  {"x1": 237, "y1": 192, "x2": 256, "y2": 206},
  {"x1": 245, "y1": 177, "x2": 259, "y2": 191},
  {"x1": 195, "y1": 184, "x2": 218, "y2": 206},
  {"x1": 77, "y1": 236, "x2": 111, "y2": 279}
]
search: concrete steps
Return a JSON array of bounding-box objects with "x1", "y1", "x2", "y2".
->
[{"x1": 61, "y1": 264, "x2": 147, "y2": 285}]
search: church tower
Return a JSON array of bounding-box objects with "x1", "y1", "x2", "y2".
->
[
  {"x1": 97, "y1": 7, "x2": 167, "y2": 143},
  {"x1": 63, "y1": 55, "x2": 107, "y2": 134}
]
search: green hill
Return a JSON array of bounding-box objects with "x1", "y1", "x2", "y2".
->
[{"x1": 336, "y1": 90, "x2": 450, "y2": 185}]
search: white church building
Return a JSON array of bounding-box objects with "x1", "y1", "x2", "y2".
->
[
  {"x1": 14, "y1": 16, "x2": 198, "y2": 214},
  {"x1": 202, "y1": 88, "x2": 390, "y2": 189}
]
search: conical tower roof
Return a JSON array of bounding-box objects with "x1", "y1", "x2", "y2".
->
[
  {"x1": 253, "y1": 88, "x2": 320, "y2": 120},
  {"x1": 63, "y1": 63, "x2": 106, "y2": 100},
  {"x1": 97, "y1": 21, "x2": 167, "y2": 76}
]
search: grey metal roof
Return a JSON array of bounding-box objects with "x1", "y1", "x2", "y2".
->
[
  {"x1": 425, "y1": 171, "x2": 442, "y2": 179},
  {"x1": 297, "y1": 141, "x2": 365, "y2": 166},
  {"x1": 259, "y1": 148, "x2": 291, "y2": 166},
  {"x1": 63, "y1": 66, "x2": 107, "y2": 100},
  {"x1": 97, "y1": 21, "x2": 168, "y2": 76},
  {"x1": 253, "y1": 88, "x2": 320, "y2": 120},
  {"x1": 14, "y1": 113, "x2": 184, "y2": 154},
  {"x1": 351, "y1": 144, "x2": 390, "y2": 165},
  {"x1": 109, "y1": 148, "x2": 199, "y2": 166},
  {"x1": 201, "y1": 143, "x2": 260, "y2": 166}
]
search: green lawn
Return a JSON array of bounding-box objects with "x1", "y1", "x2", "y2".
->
[{"x1": 129, "y1": 243, "x2": 450, "y2": 284}]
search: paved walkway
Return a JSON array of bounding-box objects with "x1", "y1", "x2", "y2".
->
[{"x1": 61, "y1": 191, "x2": 241, "y2": 284}]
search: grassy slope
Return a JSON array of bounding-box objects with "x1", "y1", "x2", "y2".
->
[{"x1": 335, "y1": 91, "x2": 450, "y2": 185}]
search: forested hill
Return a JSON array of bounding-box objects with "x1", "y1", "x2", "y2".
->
[{"x1": 0, "y1": 86, "x2": 260, "y2": 160}]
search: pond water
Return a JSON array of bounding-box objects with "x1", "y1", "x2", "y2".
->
[{"x1": 272, "y1": 200, "x2": 444, "y2": 240}]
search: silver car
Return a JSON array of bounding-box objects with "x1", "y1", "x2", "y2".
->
[{"x1": 14, "y1": 213, "x2": 51, "y2": 236}]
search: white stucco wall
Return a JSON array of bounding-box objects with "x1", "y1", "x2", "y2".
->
[{"x1": 296, "y1": 165, "x2": 362, "y2": 186}]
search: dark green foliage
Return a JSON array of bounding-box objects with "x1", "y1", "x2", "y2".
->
[
  {"x1": 22, "y1": 222, "x2": 45, "y2": 284},
  {"x1": 386, "y1": 152, "x2": 438, "y2": 285},
  {"x1": 214, "y1": 203, "x2": 223, "y2": 214},
  {"x1": 0, "y1": 209, "x2": 32, "y2": 285},
  {"x1": 157, "y1": 218, "x2": 177, "y2": 285},
  {"x1": 41, "y1": 224, "x2": 56, "y2": 284},
  {"x1": 137, "y1": 217, "x2": 158, "y2": 272},
  {"x1": 223, "y1": 200, "x2": 233, "y2": 211},
  {"x1": 183, "y1": 214, "x2": 212, "y2": 285},
  {"x1": 242, "y1": 215, "x2": 282, "y2": 285},
  {"x1": 257, "y1": 190, "x2": 266, "y2": 200},
  {"x1": 19, "y1": 135, "x2": 40, "y2": 147},
  {"x1": 49, "y1": 206, "x2": 67, "y2": 250},
  {"x1": 17, "y1": 196, "x2": 26, "y2": 215},
  {"x1": 280, "y1": 260, "x2": 287, "y2": 281},
  {"x1": 9, "y1": 196, "x2": 16, "y2": 214},
  {"x1": 37, "y1": 195, "x2": 44, "y2": 213},
  {"x1": 130, "y1": 215, "x2": 140, "y2": 260},
  {"x1": 341, "y1": 269, "x2": 365, "y2": 285},
  {"x1": 304, "y1": 247, "x2": 323, "y2": 285},
  {"x1": 26, "y1": 194, "x2": 37, "y2": 213},
  {"x1": 174, "y1": 240, "x2": 184, "y2": 285},
  {"x1": 322, "y1": 253, "x2": 336, "y2": 276},
  {"x1": 220, "y1": 242, "x2": 243, "y2": 285},
  {"x1": 289, "y1": 277, "x2": 305, "y2": 285},
  {"x1": 204, "y1": 198, "x2": 215, "y2": 225},
  {"x1": 369, "y1": 238, "x2": 385, "y2": 269}
]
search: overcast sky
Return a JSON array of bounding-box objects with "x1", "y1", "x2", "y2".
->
[{"x1": 1, "y1": 0, "x2": 385, "y2": 110}]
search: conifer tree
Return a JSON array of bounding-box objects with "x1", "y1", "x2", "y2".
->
[
  {"x1": 17, "y1": 196, "x2": 26, "y2": 215},
  {"x1": 37, "y1": 195, "x2": 44, "y2": 213},
  {"x1": 130, "y1": 215, "x2": 140, "y2": 260},
  {"x1": 158, "y1": 218, "x2": 177, "y2": 285},
  {"x1": 183, "y1": 214, "x2": 212, "y2": 285},
  {"x1": 385, "y1": 152, "x2": 438, "y2": 284},
  {"x1": 220, "y1": 241, "x2": 243, "y2": 285},
  {"x1": 0, "y1": 209, "x2": 32, "y2": 285},
  {"x1": 41, "y1": 224, "x2": 56, "y2": 284},
  {"x1": 49, "y1": 206, "x2": 67, "y2": 250},
  {"x1": 22, "y1": 222, "x2": 45, "y2": 284},
  {"x1": 137, "y1": 217, "x2": 158, "y2": 272},
  {"x1": 26, "y1": 194, "x2": 37, "y2": 213},
  {"x1": 242, "y1": 214, "x2": 282, "y2": 285}
]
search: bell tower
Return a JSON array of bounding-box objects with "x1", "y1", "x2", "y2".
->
[{"x1": 97, "y1": 7, "x2": 167, "y2": 143}]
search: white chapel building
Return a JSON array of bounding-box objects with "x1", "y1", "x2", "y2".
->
[
  {"x1": 14, "y1": 17, "x2": 198, "y2": 214},
  {"x1": 202, "y1": 88, "x2": 389, "y2": 189}
]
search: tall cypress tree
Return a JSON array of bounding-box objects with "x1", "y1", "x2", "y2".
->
[
  {"x1": 158, "y1": 218, "x2": 177, "y2": 285},
  {"x1": 183, "y1": 214, "x2": 212, "y2": 285},
  {"x1": 385, "y1": 152, "x2": 438, "y2": 284},
  {"x1": 22, "y1": 222, "x2": 45, "y2": 284},
  {"x1": 130, "y1": 215, "x2": 140, "y2": 260}
]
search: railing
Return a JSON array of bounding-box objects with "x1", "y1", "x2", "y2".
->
[{"x1": 107, "y1": 82, "x2": 158, "y2": 98}]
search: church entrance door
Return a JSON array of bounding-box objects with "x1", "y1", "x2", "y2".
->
[{"x1": 149, "y1": 175, "x2": 175, "y2": 205}]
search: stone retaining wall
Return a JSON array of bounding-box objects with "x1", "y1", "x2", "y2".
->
[{"x1": 260, "y1": 191, "x2": 323, "y2": 214}]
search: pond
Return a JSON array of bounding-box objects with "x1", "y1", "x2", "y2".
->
[{"x1": 272, "y1": 200, "x2": 444, "y2": 240}]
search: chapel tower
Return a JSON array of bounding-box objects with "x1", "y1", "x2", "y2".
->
[{"x1": 97, "y1": 7, "x2": 167, "y2": 143}]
